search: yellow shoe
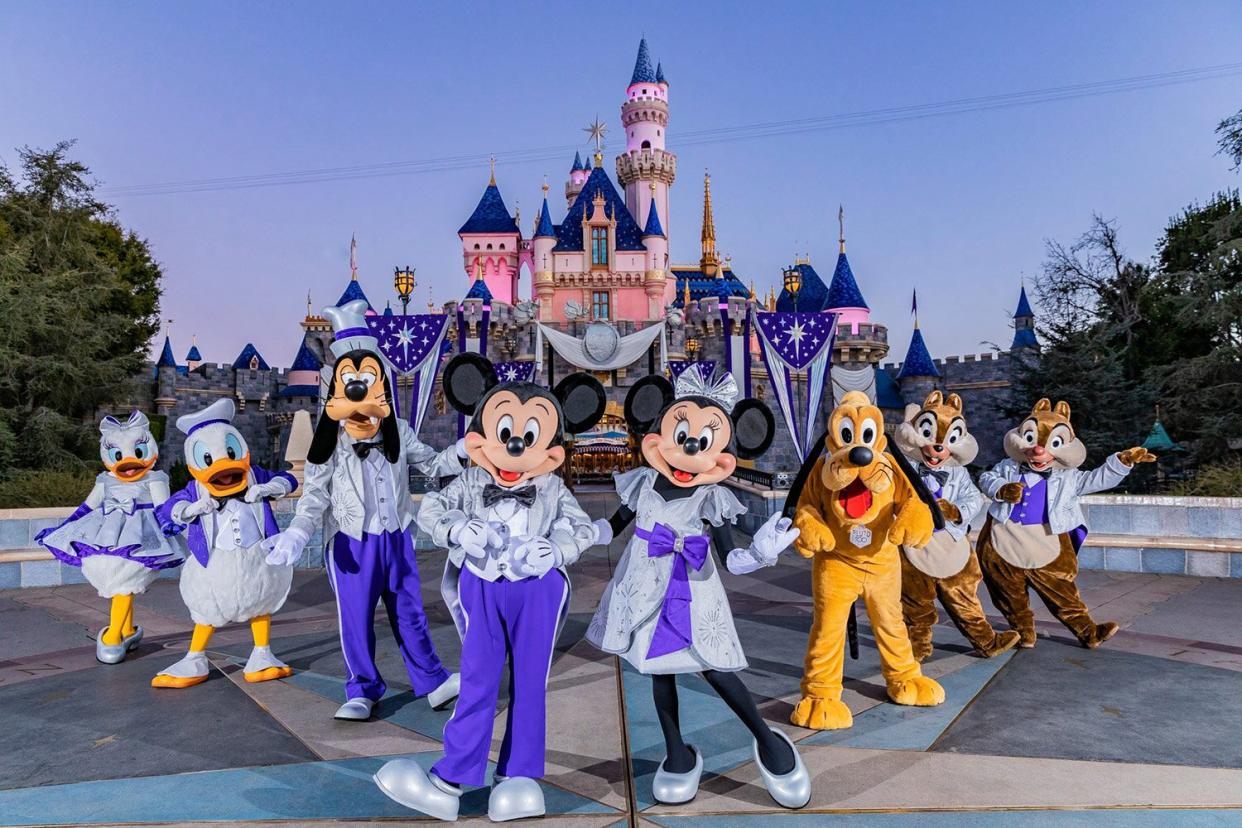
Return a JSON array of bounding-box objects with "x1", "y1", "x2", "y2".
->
[
  {"x1": 790, "y1": 696, "x2": 853, "y2": 730},
  {"x1": 152, "y1": 652, "x2": 210, "y2": 688},
  {"x1": 242, "y1": 646, "x2": 292, "y2": 683}
]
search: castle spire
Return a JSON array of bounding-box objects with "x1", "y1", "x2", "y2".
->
[
  {"x1": 630, "y1": 37, "x2": 657, "y2": 85},
  {"x1": 699, "y1": 170, "x2": 719, "y2": 276},
  {"x1": 488, "y1": 155, "x2": 496, "y2": 187},
  {"x1": 838, "y1": 204, "x2": 846, "y2": 254}
]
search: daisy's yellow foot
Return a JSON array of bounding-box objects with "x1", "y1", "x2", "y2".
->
[
  {"x1": 244, "y1": 665, "x2": 293, "y2": 683},
  {"x1": 887, "y1": 674, "x2": 945, "y2": 707},
  {"x1": 790, "y1": 696, "x2": 853, "y2": 730}
]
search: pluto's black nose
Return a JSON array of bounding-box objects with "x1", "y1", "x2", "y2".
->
[
  {"x1": 344, "y1": 381, "x2": 368, "y2": 402},
  {"x1": 506, "y1": 436, "x2": 526, "y2": 457},
  {"x1": 848, "y1": 446, "x2": 873, "y2": 467}
]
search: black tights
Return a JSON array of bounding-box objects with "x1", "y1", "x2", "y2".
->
[{"x1": 651, "y1": 671, "x2": 795, "y2": 775}]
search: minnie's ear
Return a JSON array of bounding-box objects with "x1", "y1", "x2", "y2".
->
[
  {"x1": 555, "y1": 373, "x2": 607, "y2": 435},
  {"x1": 731, "y1": 398, "x2": 775, "y2": 460},
  {"x1": 625, "y1": 374, "x2": 674, "y2": 434},
  {"x1": 443, "y1": 353, "x2": 497, "y2": 415}
]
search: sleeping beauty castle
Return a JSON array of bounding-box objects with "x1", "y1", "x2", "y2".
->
[{"x1": 134, "y1": 38, "x2": 1037, "y2": 489}]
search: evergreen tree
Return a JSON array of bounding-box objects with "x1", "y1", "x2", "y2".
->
[{"x1": 0, "y1": 142, "x2": 162, "y2": 475}]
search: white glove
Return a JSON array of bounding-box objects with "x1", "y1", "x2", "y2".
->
[
  {"x1": 450, "y1": 518, "x2": 504, "y2": 559},
  {"x1": 593, "y1": 518, "x2": 614, "y2": 547},
  {"x1": 726, "y1": 514, "x2": 800, "y2": 575},
  {"x1": 510, "y1": 537, "x2": 558, "y2": 579},
  {"x1": 262, "y1": 526, "x2": 309, "y2": 566},
  {"x1": 245, "y1": 479, "x2": 289, "y2": 503},
  {"x1": 455, "y1": 438, "x2": 469, "y2": 460},
  {"x1": 176, "y1": 492, "x2": 218, "y2": 521}
]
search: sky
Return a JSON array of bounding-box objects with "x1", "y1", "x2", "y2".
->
[{"x1": 2, "y1": 2, "x2": 1240, "y2": 369}]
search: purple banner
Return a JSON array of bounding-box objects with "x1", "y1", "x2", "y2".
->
[
  {"x1": 367, "y1": 314, "x2": 449, "y2": 375},
  {"x1": 494, "y1": 360, "x2": 535, "y2": 383},
  {"x1": 668, "y1": 359, "x2": 716, "y2": 380},
  {"x1": 753, "y1": 311, "x2": 835, "y2": 371}
]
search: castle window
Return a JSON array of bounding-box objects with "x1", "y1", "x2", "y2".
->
[
  {"x1": 486, "y1": 243, "x2": 493, "y2": 250},
  {"x1": 474, "y1": 244, "x2": 480, "y2": 250},
  {"x1": 499, "y1": 243, "x2": 506, "y2": 250},
  {"x1": 641, "y1": 140, "x2": 651, "y2": 150},
  {"x1": 592, "y1": 291, "x2": 610, "y2": 320},
  {"x1": 591, "y1": 227, "x2": 609, "y2": 267},
  {"x1": 249, "y1": 356, "x2": 259, "y2": 370}
]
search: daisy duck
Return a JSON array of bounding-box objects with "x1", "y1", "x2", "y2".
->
[
  {"x1": 263, "y1": 299, "x2": 468, "y2": 721},
  {"x1": 374, "y1": 352, "x2": 605, "y2": 822},
  {"x1": 586, "y1": 367, "x2": 811, "y2": 809},
  {"x1": 152, "y1": 398, "x2": 298, "y2": 688},
  {"x1": 36, "y1": 411, "x2": 184, "y2": 664}
]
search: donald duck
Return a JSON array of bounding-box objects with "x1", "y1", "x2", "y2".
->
[{"x1": 152, "y1": 398, "x2": 298, "y2": 688}]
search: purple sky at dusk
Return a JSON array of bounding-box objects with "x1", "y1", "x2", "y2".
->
[{"x1": 3, "y1": 2, "x2": 1240, "y2": 369}]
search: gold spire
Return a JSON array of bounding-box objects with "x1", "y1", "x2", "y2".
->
[
  {"x1": 699, "y1": 170, "x2": 720, "y2": 277},
  {"x1": 306, "y1": 291, "x2": 312, "y2": 317},
  {"x1": 682, "y1": 277, "x2": 691, "y2": 308},
  {"x1": 749, "y1": 280, "x2": 756, "y2": 300},
  {"x1": 838, "y1": 204, "x2": 846, "y2": 253},
  {"x1": 488, "y1": 155, "x2": 496, "y2": 186},
  {"x1": 473, "y1": 258, "x2": 483, "y2": 280}
]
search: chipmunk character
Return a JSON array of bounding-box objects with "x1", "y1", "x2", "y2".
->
[
  {"x1": 264, "y1": 300, "x2": 466, "y2": 722},
  {"x1": 892, "y1": 391, "x2": 1020, "y2": 661},
  {"x1": 978, "y1": 399, "x2": 1156, "y2": 649},
  {"x1": 791, "y1": 390, "x2": 943, "y2": 731},
  {"x1": 153, "y1": 399, "x2": 298, "y2": 688},
  {"x1": 585, "y1": 367, "x2": 811, "y2": 810},
  {"x1": 374, "y1": 353, "x2": 604, "y2": 823},
  {"x1": 36, "y1": 412, "x2": 184, "y2": 664}
]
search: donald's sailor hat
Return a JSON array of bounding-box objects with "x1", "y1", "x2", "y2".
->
[{"x1": 175, "y1": 398, "x2": 236, "y2": 436}]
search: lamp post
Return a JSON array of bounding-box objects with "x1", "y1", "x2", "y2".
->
[
  {"x1": 686, "y1": 336, "x2": 700, "y2": 361},
  {"x1": 394, "y1": 266, "x2": 417, "y2": 315},
  {"x1": 783, "y1": 265, "x2": 802, "y2": 313}
]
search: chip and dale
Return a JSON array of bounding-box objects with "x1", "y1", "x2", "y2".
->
[{"x1": 788, "y1": 390, "x2": 1155, "y2": 730}]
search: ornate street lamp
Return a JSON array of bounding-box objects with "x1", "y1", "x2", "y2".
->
[
  {"x1": 783, "y1": 265, "x2": 802, "y2": 312},
  {"x1": 394, "y1": 266, "x2": 417, "y2": 315},
  {"x1": 503, "y1": 331, "x2": 518, "y2": 358},
  {"x1": 686, "y1": 336, "x2": 701, "y2": 360}
]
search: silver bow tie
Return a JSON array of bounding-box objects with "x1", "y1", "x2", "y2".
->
[{"x1": 674, "y1": 365, "x2": 738, "y2": 410}]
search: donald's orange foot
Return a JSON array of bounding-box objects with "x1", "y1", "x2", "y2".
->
[{"x1": 243, "y1": 665, "x2": 293, "y2": 683}]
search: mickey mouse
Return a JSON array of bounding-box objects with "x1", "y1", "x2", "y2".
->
[
  {"x1": 585, "y1": 366, "x2": 811, "y2": 810},
  {"x1": 374, "y1": 353, "x2": 605, "y2": 823}
]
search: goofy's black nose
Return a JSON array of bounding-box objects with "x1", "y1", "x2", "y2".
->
[
  {"x1": 682, "y1": 438, "x2": 700, "y2": 456},
  {"x1": 848, "y1": 446, "x2": 873, "y2": 467},
  {"x1": 506, "y1": 436, "x2": 526, "y2": 457},
  {"x1": 344, "y1": 381, "x2": 368, "y2": 402}
]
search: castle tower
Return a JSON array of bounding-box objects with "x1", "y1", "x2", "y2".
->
[
  {"x1": 154, "y1": 335, "x2": 178, "y2": 415},
  {"x1": 458, "y1": 163, "x2": 521, "y2": 305},
  {"x1": 641, "y1": 182, "x2": 668, "y2": 318},
  {"x1": 532, "y1": 182, "x2": 557, "y2": 320},
  {"x1": 565, "y1": 152, "x2": 589, "y2": 208},
  {"x1": 185, "y1": 338, "x2": 202, "y2": 372},
  {"x1": 896, "y1": 316, "x2": 941, "y2": 404},
  {"x1": 616, "y1": 38, "x2": 676, "y2": 238},
  {"x1": 699, "y1": 171, "x2": 720, "y2": 278},
  {"x1": 825, "y1": 207, "x2": 888, "y2": 368},
  {"x1": 1011, "y1": 285, "x2": 1038, "y2": 350}
]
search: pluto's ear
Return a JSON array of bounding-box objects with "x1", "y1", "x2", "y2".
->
[
  {"x1": 731, "y1": 398, "x2": 775, "y2": 460},
  {"x1": 1032, "y1": 398, "x2": 1052, "y2": 414},
  {"x1": 625, "y1": 375, "x2": 674, "y2": 434},
  {"x1": 1054, "y1": 400, "x2": 1072, "y2": 420},
  {"x1": 443, "y1": 353, "x2": 497, "y2": 416},
  {"x1": 554, "y1": 373, "x2": 607, "y2": 435}
]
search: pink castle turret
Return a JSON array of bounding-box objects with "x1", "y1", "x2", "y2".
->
[
  {"x1": 617, "y1": 37, "x2": 676, "y2": 238},
  {"x1": 458, "y1": 162, "x2": 521, "y2": 305}
]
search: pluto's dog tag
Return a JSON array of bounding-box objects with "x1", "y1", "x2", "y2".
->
[{"x1": 849, "y1": 525, "x2": 872, "y2": 548}]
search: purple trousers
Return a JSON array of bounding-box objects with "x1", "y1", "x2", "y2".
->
[
  {"x1": 328, "y1": 529, "x2": 450, "y2": 701},
  {"x1": 433, "y1": 568, "x2": 568, "y2": 787}
]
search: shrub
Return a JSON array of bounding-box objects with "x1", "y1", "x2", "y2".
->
[
  {"x1": 1168, "y1": 458, "x2": 1242, "y2": 498},
  {"x1": 0, "y1": 469, "x2": 97, "y2": 508}
]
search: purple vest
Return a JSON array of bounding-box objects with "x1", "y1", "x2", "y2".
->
[{"x1": 1009, "y1": 478, "x2": 1048, "y2": 526}]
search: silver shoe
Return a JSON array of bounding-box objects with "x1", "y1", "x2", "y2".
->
[
  {"x1": 427, "y1": 673, "x2": 460, "y2": 710},
  {"x1": 651, "y1": 746, "x2": 702, "y2": 805},
  {"x1": 487, "y1": 776, "x2": 544, "y2": 822},
  {"x1": 374, "y1": 759, "x2": 461, "y2": 821},
  {"x1": 753, "y1": 727, "x2": 811, "y2": 809},
  {"x1": 122, "y1": 626, "x2": 144, "y2": 651},
  {"x1": 95, "y1": 627, "x2": 126, "y2": 665},
  {"x1": 334, "y1": 697, "x2": 374, "y2": 721}
]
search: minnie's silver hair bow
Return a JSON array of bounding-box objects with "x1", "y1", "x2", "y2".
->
[{"x1": 674, "y1": 365, "x2": 738, "y2": 410}]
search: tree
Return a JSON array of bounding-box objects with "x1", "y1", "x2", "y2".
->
[
  {"x1": 1218, "y1": 108, "x2": 1242, "y2": 172},
  {"x1": 0, "y1": 142, "x2": 163, "y2": 475}
]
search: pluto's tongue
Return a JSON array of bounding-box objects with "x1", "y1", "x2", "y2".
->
[{"x1": 839, "y1": 478, "x2": 873, "y2": 519}]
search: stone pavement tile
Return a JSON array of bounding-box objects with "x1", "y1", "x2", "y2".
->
[
  {"x1": 280, "y1": 668, "x2": 455, "y2": 742},
  {"x1": 1124, "y1": 577, "x2": 1242, "y2": 648},
  {"x1": 647, "y1": 810, "x2": 1242, "y2": 826},
  {"x1": 215, "y1": 658, "x2": 440, "y2": 761},
  {"x1": 0, "y1": 592, "x2": 94, "y2": 662},
  {"x1": 0, "y1": 651, "x2": 316, "y2": 792}
]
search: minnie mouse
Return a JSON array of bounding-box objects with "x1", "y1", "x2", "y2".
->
[
  {"x1": 374, "y1": 353, "x2": 606, "y2": 823},
  {"x1": 585, "y1": 366, "x2": 811, "y2": 809}
]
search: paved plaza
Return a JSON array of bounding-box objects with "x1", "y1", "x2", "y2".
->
[{"x1": 5, "y1": 493, "x2": 1242, "y2": 826}]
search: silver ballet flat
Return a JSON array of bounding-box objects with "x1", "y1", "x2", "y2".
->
[
  {"x1": 374, "y1": 759, "x2": 461, "y2": 821},
  {"x1": 122, "y1": 626, "x2": 144, "y2": 651},
  {"x1": 334, "y1": 697, "x2": 374, "y2": 721},
  {"x1": 95, "y1": 627, "x2": 126, "y2": 665},
  {"x1": 427, "y1": 673, "x2": 460, "y2": 710},
  {"x1": 753, "y1": 727, "x2": 811, "y2": 809},
  {"x1": 652, "y1": 746, "x2": 702, "y2": 805},
  {"x1": 487, "y1": 776, "x2": 545, "y2": 822}
]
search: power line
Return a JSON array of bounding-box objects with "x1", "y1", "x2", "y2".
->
[{"x1": 100, "y1": 61, "x2": 1242, "y2": 198}]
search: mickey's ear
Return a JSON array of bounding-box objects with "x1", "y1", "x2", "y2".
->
[
  {"x1": 443, "y1": 353, "x2": 497, "y2": 415},
  {"x1": 554, "y1": 373, "x2": 607, "y2": 435},
  {"x1": 731, "y1": 398, "x2": 775, "y2": 460},
  {"x1": 625, "y1": 375, "x2": 674, "y2": 434}
]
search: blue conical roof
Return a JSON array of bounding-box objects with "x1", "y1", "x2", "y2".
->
[
  {"x1": 642, "y1": 198, "x2": 664, "y2": 237},
  {"x1": 571, "y1": 151, "x2": 583, "y2": 172},
  {"x1": 1014, "y1": 285, "x2": 1034, "y2": 318},
  {"x1": 825, "y1": 252, "x2": 869, "y2": 310},
  {"x1": 336, "y1": 278, "x2": 372, "y2": 310},
  {"x1": 775, "y1": 263, "x2": 829, "y2": 312},
  {"x1": 1142, "y1": 419, "x2": 1182, "y2": 453},
  {"x1": 554, "y1": 166, "x2": 646, "y2": 253},
  {"x1": 584, "y1": 155, "x2": 592, "y2": 171},
  {"x1": 465, "y1": 276, "x2": 493, "y2": 302},
  {"x1": 656, "y1": 62, "x2": 666, "y2": 84},
  {"x1": 156, "y1": 336, "x2": 177, "y2": 368},
  {"x1": 534, "y1": 198, "x2": 555, "y2": 238},
  {"x1": 458, "y1": 182, "x2": 519, "y2": 235},
  {"x1": 1012, "y1": 327, "x2": 1039, "y2": 349},
  {"x1": 290, "y1": 340, "x2": 322, "y2": 371},
  {"x1": 631, "y1": 38, "x2": 657, "y2": 85},
  {"x1": 232, "y1": 343, "x2": 270, "y2": 371},
  {"x1": 185, "y1": 344, "x2": 202, "y2": 362},
  {"x1": 898, "y1": 328, "x2": 940, "y2": 378}
]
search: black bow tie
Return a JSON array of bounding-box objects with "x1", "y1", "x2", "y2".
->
[
  {"x1": 1020, "y1": 464, "x2": 1052, "y2": 479},
  {"x1": 482, "y1": 483, "x2": 536, "y2": 509},
  {"x1": 917, "y1": 464, "x2": 950, "y2": 486},
  {"x1": 352, "y1": 440, "x2": 385, "y2": 460}
]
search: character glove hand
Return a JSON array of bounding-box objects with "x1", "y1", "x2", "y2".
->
[
  {"x1": 593, "y1": 518, "x2": 614, "y2": 547},
  {"x1": 245, "y1": 480, "x2": 288, "y2": 503},
  {"x1": 936, "y1": 498, "x2": 961, "y2": 523},
  {"x1": 996, "y1": 482, "x2": 1024, "y2": 504},
  {"x1": 751, "y1": 513, "x2": 800, "y2": 564},
  {"x1": 180, "y1": 494, "x2": 219, "y2": 520},
  {"x1": 451, "y1": 518, "x2": 502, "y2": 559},
  {"x1": 511, "y1": 537, "x2": 558, "y2": 578},
  {"x1": 262, "y1": 527, "x2": 309, "y2": 566},
  {"x1": 1118, "y1": 447, "x2": 1157, "y2": 467}
]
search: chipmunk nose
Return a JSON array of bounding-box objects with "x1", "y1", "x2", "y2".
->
[
  {"x1": 506, "y1": 436, "x2": 526, "y2": 457},
  {"x1": 932, "y1": 444, "x2": 944, "y2": 453},
  {"x1": 848, "y1": 446, "x2": 873, "y2": 467},
  {"x1": 344, "y1": 380, "x2": 368, "y2": 402}
]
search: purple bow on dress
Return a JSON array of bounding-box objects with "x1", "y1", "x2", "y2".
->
[{"x1": 638, "y1": 522, "x2": 710, "y2": 659}]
